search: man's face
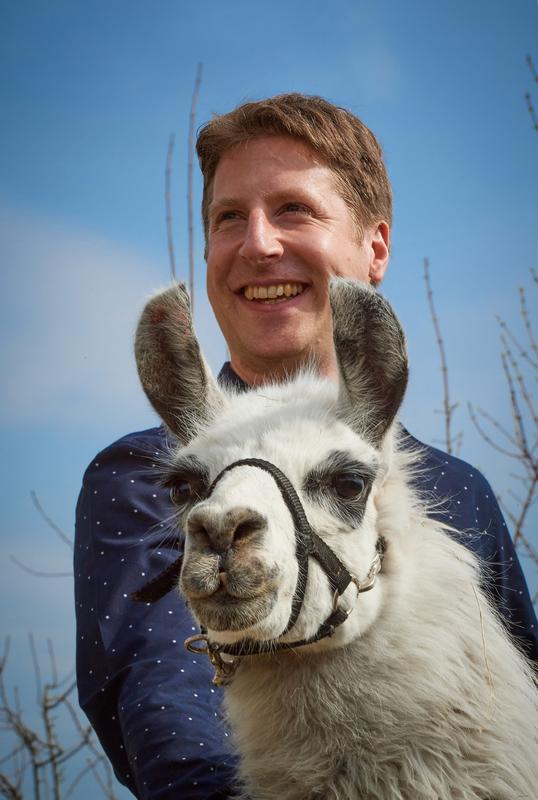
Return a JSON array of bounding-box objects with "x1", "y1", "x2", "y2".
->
[{"x1": 206, "y1": 135, "x2": 389, "y2": 385}]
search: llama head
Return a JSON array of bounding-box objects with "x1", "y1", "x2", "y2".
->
[{"x1": 135, "y1": 279, "x2": 408, "y2": 650}]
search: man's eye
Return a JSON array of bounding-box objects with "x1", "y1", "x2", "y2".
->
[
  {"x1": 170, "y1": 480, "x2": 196, "y2": 505},
  {"x1": 216, "y1": 210, "x2": 241, "y2": 224},
  {"x1": 281, "y1": 202, "x2": 311, "y2": 215},
  {"x1": 331, "y1": 473, "x2": 365, "y2": 500}
]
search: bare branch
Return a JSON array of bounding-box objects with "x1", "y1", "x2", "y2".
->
[
  {"x1": 527, "y1": 54, "x2": 538, "y2": 83},
  {"x1": 518, "y1": 285, "x2": 538, "y2": 361},
  {"x1": 28, "y1": 635, "x2": 42, "y2": 707},
  {"x1": 423, "y1": 258, "x2": 461, "y2": 454},
  {"x1": 500, "y1": 352, "x2": 531, "y2": 461},
  {"x1": 497, "y1": 313, "x2": 538, "y2": 371},
  {"x1": 187, "y1": 62, "x2": 203, "y2": 310},
  {"x1": 9, "y1": 556, "x2": 71, "y2": 579},
  {"x1": 1, "y1": 638, "x2": 120, "y2": 799},
  {"x1": 45, "y1": 641, "x2": 57, "y2": 690},
  {"x1": 467, "y1": 403, "x2": 520, "y2": 457},
  {"x1": 165, "y1": 133, "x2": 177, "y2": 281},
  {"x1": 30, "y1": 492, "x2": 72, "y2": 550},
  {"x1": 64, "y1": 756, "x2": 103, "y2": 800},
  {"x1": 524, "y1": 91, "x2": 538, "y2": 133},
  {"x1": 502, "y1": 336, "x2": 538, "y2": 431},
  {"x1": 525, "y1": 55, "x2": 538, "y2": 133}
]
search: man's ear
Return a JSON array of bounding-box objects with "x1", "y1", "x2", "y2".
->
[
  {"x1": 135, "y1": 283, "x2": 223, "y2": 445},
  {"x1": 367, "y1": 221, "x2": 390, "y2": 286},
  {"x1": 330, "y1": 278, "x2": 408, "y2": 445}
]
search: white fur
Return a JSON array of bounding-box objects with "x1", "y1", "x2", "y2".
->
[{"x1": 171, "y1": 372, "x2": 538, "y2": 800}]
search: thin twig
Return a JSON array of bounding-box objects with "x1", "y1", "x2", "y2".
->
[
  {"x1": 518, "y1": 285, "x2": 538, "y2": 362},
  {"x1": 165, "y1": 133, "x2": 177, "y2": 281},
  {"x1": 64, "y1": 756, "x2": 102, "y2": 800},
  {"x1": 524, "y1": 92, "x2": 538, "y2": 133},
  {"x1": 1, "y1": 638, "x2": 119, "y2": 799},
  {"x1": 497, "y1": 313, "x2": 538, "y2": 370},
  {"x1": 469, "y1": 270, "x2": 538, "y2": 580},
  {"x1": 503, "y1": 337, "x2": 538, "y2": 429},
  {"x1": 526, "y1": 54, "x2": 538, "y2": 83},
  {"x1": 9, "y1": 557, "x2": 71, "y2": 579},
  {"x1": 500, "y1": 352, "x2": 531, "y2": 461},
  {"x1": 28, "y1": 635, "x2": 42, "y2": 707},
  {"x1": 525, "y1": 55, "x2": 538, "y2": 133},
  {"x1": 187, "y1": 62, "x2": 203, "y2": 309},
  {"x1": 423, "y1": 258, "x2": 460, "y2": 454},
  {"x1": 45, "y1": 641, "x2": 57, "y2": 690},
  {"x1": 30, "y1": 492, "x2": 72, "y2": 550}
]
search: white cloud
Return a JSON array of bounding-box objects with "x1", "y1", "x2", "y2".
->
[{"x1": 0, "y1": 203, "x2": 225, "y2": 427}]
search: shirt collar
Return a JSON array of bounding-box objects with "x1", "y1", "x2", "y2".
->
[
  {"x1": 216, "y1": 362, "x2": 420, "y2": 450},
  {"x1": 217, "y1": 362, "x2": 249, "y2": 392}
]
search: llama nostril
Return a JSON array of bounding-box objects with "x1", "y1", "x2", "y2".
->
[
  {"x1": 187, "y1": 506, "x2": 267, "y2": 554},
  {"x1": 234, "y1": 521, "x2": 257, "y2": 541},
  {"x1": 229, "y1": 509, "x2": 267, "y2": 543}
]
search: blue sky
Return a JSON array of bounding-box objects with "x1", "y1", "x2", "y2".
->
[{"x1": 1, "y1": 0, "x2": 537, "y2": 795}]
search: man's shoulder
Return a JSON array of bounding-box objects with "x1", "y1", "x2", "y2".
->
[
  {"x1": 402, "y1": 429, "x2": 493, "y2": 496},
  {"x1": 81, "y1": 426, "x2": 170, "y2": 487},
  {"x1": 89, "y1": 425, "x2": 166, "y2": 460}
]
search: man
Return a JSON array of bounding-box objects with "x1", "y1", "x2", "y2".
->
[{"x1": 75, "y1": 94, "x2": 537, "y2": 800}]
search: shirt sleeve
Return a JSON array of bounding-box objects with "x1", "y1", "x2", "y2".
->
[
  {"x1": 471, "y1": 476, "x2": 538, "y2": 662},
  {"x1": 423, "y1": 450, "x2": 538, "y2": 663},
  {"x1": 74, "y1": 430, "x2": 237, "y2": 799}
]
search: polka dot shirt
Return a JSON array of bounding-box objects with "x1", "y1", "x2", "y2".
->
[{"x1": 74, "y1": 363, "x2": 537, "y2": 799}]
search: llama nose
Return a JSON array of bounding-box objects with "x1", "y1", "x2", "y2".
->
[{"x1": 187, "y1": 506, "x2": 267, "y2": 554}]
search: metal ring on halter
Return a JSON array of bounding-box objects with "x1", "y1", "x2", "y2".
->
[{"x1": 132, "y1": 457, "x2": 386, "y2": 683}]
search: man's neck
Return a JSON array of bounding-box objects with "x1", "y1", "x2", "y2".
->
[{"x1": 228, "y1": 354, "x2": 339, "y2": 388}]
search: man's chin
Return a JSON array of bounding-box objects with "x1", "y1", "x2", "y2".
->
[{"x1": 230, "y1": 346, "x2": 315, "y2": 385}]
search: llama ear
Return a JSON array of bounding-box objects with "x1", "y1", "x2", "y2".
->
[
  {"x1": 135, "y1": 283, "x2": 223, "y2": 444},
  {"x1": 330, "y1": 278, "x2": 408, "y2": 445}
]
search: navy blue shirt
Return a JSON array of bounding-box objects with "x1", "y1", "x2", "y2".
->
[{"x1": 74, "y1": 364, "x2": 537, "y2": 799}]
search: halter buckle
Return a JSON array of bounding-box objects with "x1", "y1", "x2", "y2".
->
[
  {"x1": 185, "y1": 634, "x2": 238, "y2": 686},
  {"x1": 352, "y1": 550, "x2": 383, "y2": 594},
  {"x1": 185, "y1": 633, "x2": 210, "y2": 653}
]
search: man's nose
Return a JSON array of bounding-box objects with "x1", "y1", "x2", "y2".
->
[{"x1": 238, "y1": 210, "x2": 284, "y2": 264}]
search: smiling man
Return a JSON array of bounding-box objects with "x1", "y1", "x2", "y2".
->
[
  {"x1": 74, "y1": 94, "x2": 538, "y2": 800},
  {"x1": 205, "y1": 135, "x2": 388, "y2": 384}
]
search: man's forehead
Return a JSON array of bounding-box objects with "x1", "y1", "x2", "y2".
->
[
  {"x1": 209, "y1": 137, "x2": 336, "y2": 208},
  {"x1": 214, "y1": 136, "x2": 327, "y2": 178},
  {"x1": 219, "y1": 134, "x2": 326, "y2": 165}
]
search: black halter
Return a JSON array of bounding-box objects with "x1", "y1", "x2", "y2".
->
[{"x1": 132, "y1": 458, "x2": 385, "y2": 684}]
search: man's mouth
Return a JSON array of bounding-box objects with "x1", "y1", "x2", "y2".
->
[{"x1": 242, "y1": 283, "x2": 306, "y2": 304}]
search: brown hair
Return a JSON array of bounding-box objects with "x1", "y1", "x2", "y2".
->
[{"x1": 196, "y1": 93, "x2": 392, "y2": 244}]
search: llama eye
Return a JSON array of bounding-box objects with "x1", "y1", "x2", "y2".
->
[
  {"x1": 332, "y1": 473, "x2": 365, "y2": 500},
  {"x1": 170, "y1": 480, "x2": 194, "y2": 506}
]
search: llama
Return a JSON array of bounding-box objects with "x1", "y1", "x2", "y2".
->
[{"x1": 134, "y1": 279, "x2": 538, "y2": 800}]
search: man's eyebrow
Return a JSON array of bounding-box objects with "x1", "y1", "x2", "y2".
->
[
  {"x1": 209, "y1": 188, "x2": 325, "y2": 214},
  {"x1": 208, "y1": 196, "x2": 242, "y2": 214}
]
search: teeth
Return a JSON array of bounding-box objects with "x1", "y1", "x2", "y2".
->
[{"x1": 243, "y1": 283, "x2": 304, "y2": 301}]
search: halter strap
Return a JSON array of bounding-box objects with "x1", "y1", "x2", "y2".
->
[
  {"x1": 132, "y1": 457, "x2": 385, "y2": 684},
  {"x1": 206, "y1": 458, "x2": 352, "y2": 634}
]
